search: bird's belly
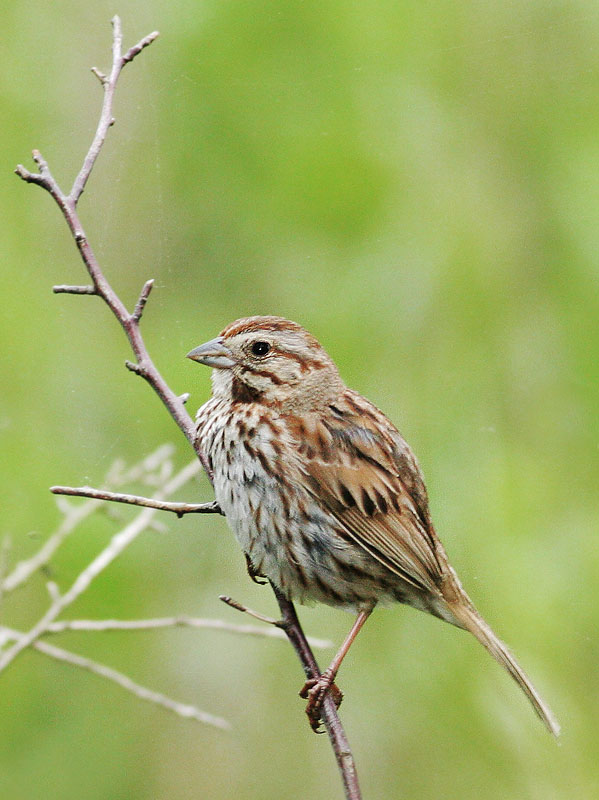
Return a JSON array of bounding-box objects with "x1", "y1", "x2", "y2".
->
[{"x1": 211, "y1": 443, "x2": 398, "y2": 610}]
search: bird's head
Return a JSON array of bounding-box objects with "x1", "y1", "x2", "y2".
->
[{"x1": 187, "y1": 316, "x2": 344, "y2": 411}]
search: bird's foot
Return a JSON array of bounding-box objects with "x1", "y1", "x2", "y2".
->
[{"x1": 299, "y1": 669, "x2": 343, "y2": 733}]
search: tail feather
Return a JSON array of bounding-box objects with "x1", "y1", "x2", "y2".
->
[{"x1": 449, "y1": 600, "x2": 560, "y2": 737}]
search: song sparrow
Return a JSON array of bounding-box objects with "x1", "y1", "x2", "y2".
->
[{"x1": 188, "y1": 316, "x2": 559, "y2": 735}]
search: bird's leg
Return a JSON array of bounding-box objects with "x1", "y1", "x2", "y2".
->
[{"x1": 300, "y1": 605, "x2": 374, "y2": 732}]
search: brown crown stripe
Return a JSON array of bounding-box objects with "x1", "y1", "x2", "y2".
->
[
  {"x1": 221, "y1": 317, "x2": 324, "y2": 351},
  {"x1": 221, "y1": 316, "x2": 305, "y2": 338}
]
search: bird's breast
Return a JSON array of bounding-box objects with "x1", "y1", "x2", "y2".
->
[{"x1": 194, "y1": 400, "x2": 400, "y2": 609}]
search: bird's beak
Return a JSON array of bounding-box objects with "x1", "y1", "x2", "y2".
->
[{"x1": 186, "y1": 337, "x2": 236, "y2": 369}]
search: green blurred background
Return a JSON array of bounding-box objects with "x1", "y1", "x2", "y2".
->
[{"x1": 1, "y1": 1, "x2": 598, "y2": 798}]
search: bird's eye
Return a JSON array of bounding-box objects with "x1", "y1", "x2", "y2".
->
[{"x1": 251, "y1": 341, "x2": 271, "y2": 357}]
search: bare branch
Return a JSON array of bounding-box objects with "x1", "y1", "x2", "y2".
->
[
  {"x1": 52, "y1": 284, "x2": 97, "y2": 295},
  {"x1": 50, "y1": 485, "x2": 222, "y2": 517},
  {"x1": 15, "y1": 149, "x2": 60, "y2": 193},
  {"x1": 2, "y1": 445, "x2": 175, "y2": 594},
  {"x1": 42, "y1": 616, "x2": 332, "y2": 648},
  {"x1": 219, "y1": 595, "x2": 283, "y2": 627},
  {"x1": 131, "y1": 278, "x2": 154, "y2": 322},
  {"x1": 70, "y1": 17, "x2": 160, "y2": 203},
  {"x1": 2, "y1": 497, "x2": 100, "y2": 595},
  {"x1": 15, "y1": 20, "x2": 209, "y2": 478},
  {"x1": 31, "y1": 149, "x2": 53, "y2": 181},
  {"x1": 274, "y1": 588, "x2": 361, "y2": 797},
  {"x1": 0, "y1": 627, "x2": 228, "y2": 729},
  {"x1": 0, "y1": 535, "x2": 11, "y2": 604},
  {"x1": 91, "y1": 66, "x2": 107, "y2": 85},
  {"x1": 45, "y1": 581, "x2": 61, "y2": 604},
  {"x1": 14, "y1": 164, "x2": 46, "y2": 186},
  {"x1": 122, "y1": 29, "x2": 160, "y2": 64},
  {"x1": 0, "y1": 460, "x2": 200, "y2": 674},
  {"x1": 124, "y1": 359, "x2": 143, "y2": 375}
]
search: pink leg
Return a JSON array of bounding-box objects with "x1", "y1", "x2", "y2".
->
[{"x1": 300, "y1": 606, "x2": 374, "y2": 731}]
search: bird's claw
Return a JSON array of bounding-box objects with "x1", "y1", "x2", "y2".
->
[{"x1": 299, "y1": 671, "x2": 343, "y2": 733}]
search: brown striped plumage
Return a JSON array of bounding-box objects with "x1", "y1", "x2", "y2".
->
[{"x1": 188, "y1": 316, "x2": 559, "y2": 735}]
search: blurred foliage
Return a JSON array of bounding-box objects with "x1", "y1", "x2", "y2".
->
[{"x1": 1, "y1": 1, "x2": 598, "y2": 798}]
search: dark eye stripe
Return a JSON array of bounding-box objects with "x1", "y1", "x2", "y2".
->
[{"x1": 281, "y1": 351, "x2": 328, "y2": 372}]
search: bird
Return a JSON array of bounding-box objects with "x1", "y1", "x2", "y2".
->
[{"x1": 187, "y1": 315, "x2": 559, "y2": 735}]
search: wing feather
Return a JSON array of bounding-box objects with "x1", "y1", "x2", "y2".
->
[{"x1": 290, "y1": 391, "x2": 444, "y2": 594}]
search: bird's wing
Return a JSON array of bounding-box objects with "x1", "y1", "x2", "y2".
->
[{"x1": 288, "y1": 391, "x2": 444, "y2": 594}]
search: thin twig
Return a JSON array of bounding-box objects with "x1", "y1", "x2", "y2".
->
[
  {"x1": 52, "y1": 284, "x2": 97, "y2": 295},
  {"x1": 91, "y1": 66, "x2": 107, "y2": 85},
  {"x1": 122, "y1": 28, "x2": 160, "y2": 64},
  {"x1": 131, "y1": 278, "x2": 154, "y2": 322},
  {"x1": 219, "y1": 595, "x2": 283, "y2": 627},
  {"x1": 71, "y1": 17, "x2": 159, "y2": 203},
  {"x1": 42, "y1": 616, "x2": 332, "y2": 648},
  {"x1": 50, "y1": 486, "x2": 223, "y2": 517},
  {"x1": 2, "y1": 498, "x2": 99, "y2": 595},
  {"x1": 2, "y1": 445, "x2": 175, "y2": 594},
  {"x1": 0, "y1": 460, "x2": 200, "y2": 673},
  {"x1": 0, "y1": 627, "x2": 228, "y2": 729},
  {"x1": 274, "y1": 588, "x2": 361, "y2": 799},
  {"x1": 15, "y1": 18, "x2": 208, "y2": 475},
  {"x1": 0, "y1": 535, "x2": 11, "y2": 605}
]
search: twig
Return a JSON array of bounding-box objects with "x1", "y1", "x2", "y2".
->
[
  {"x1": 15, "y1": 16, "x2": 361, "y2": 798},
  {"x1": 274, "y1": 588, "x2": 362, "y2": 799},
  {"x1": 132, "y1": 279, "x2": 154, "y2": 322},
  {"x1": 220, "y1": 587, "x2": 360, "y2": 794},
  {"x1": 1, "y1": 445, "x2": 175, "y2": 594},
  {"x1": 0, "y1": 535, "x2": 11, "y2": 604},
  {"x1": 50, "y1": 486, "x2": 223, "y2": 517},
  {"x1": 0, "y1": 460, "x2": 199, "y2": 673},
  {"x1": 52, "y1": 284, "x2": 97, "y2": 295},
  {"x1": 16, "y1": 17, "x2": 211, "y2": 478},
  {"x1": 42, "y1": 616, "x2": 332, "y2": 648},
  {"x1": 219, "y1": 595, "x2": 284, "y2": 627},
  {"x1": 0, "y1": 627, "x2": 228, "y2": 729},
  {"x1": 71, "y1": 17, "x2": 159, "y2": 203}
]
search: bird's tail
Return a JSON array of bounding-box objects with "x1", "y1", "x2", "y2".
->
[{"x1": 448, "y1": 598, "x2": 560, "y2": 737}]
